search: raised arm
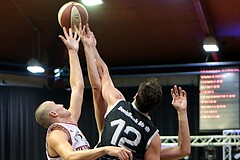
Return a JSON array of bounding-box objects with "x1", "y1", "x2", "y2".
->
[
  {"x1": 79, "y1": 24, "x2": 124, "y2": 133},
  {"x1": 160, "y1": 85, "x2": 190, "y2": 160},
  {"x1": 78, "y1": 24, "x2": 107, "y2": 135},
  {"x1": 59, "y1": 26, "x2": 84, "y2": 122},
  {"x1": 87, "y1": 30, "x2": 125, "y2": 109}
]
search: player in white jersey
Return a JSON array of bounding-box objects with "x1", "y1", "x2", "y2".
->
[
  {"x1": 35, "y1": 25, "x2": 132, "y2": 160},
  {"x1": 79, "y1": 24, "x2": 190, "y2": 160}
]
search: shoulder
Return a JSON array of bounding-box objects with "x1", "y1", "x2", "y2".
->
[
  {"x1": 47, "y1": 123, "x2": 71, "y2": 144},
  {"x1": 47, "y1": 129, "x2": 71, "y2": 152},
  {"x1": 105, "y1": 99, "x2": 126, "y2": 116}
]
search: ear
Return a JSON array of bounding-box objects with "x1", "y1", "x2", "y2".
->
[
  {"x1": 133, "y1": 92, "x2": 138, "y2": 99},
  {"x1": 49, "y1": 111, "x2": 58, "y2": 117}
]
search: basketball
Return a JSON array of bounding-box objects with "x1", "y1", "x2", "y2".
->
[{"x1": 58, "y1": 1, "x2": 88, "y2": 31}]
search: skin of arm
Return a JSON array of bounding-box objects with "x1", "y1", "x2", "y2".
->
[
  {"x1": 92, "y1": 37, "x2": 124, "y2": 109},
  {"x1": 59, "y1": 26, "x2": 84, "y2": 122},
  {"x1": 77, "y1": 26, "x2": 124, "y2": 109},
  {"x1": 160, "y1": 85, "x2": 191, "y2": 160},
  {"x1": 48, "y1": 130, "x2": 132, "y2": 160},
  {"x1": 144, "y1": 135, "x2": 161, "y2": 160},
  {"x1": 79, "y1": 24, "x2": 107, "y2": 136}
]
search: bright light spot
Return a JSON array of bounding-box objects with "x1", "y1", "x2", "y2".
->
[
  {"x1": 203, "y1": 45, "x2": 219, "y2": 52},
  {"x1": 81, "y1": 0, "x2": 103, "y2": 6},
  {"x1": 27, "y1": 66, "x2": 45, "y2": 73}
]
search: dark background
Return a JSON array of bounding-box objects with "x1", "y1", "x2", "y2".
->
[{"x1": 1, "y1": 0, "x2": 240, "y2": 75}]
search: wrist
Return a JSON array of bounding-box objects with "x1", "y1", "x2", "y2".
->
[
  {"x1": 68, "y1": 49, "x2": 78, "y2": 53},
  {"x1": 102, "y1": 146, "x2": 108, "y2": 155},
  {"x1": 177, "y1": 108, "x2": 187, "y2": 115},
  {"x1": 83, "y1": 42, "x2": 95, "y2": 47}
]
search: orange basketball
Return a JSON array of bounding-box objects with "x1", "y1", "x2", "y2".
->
[{"x1": 58, "y1": 1, "x2": 88, "y2": 31}]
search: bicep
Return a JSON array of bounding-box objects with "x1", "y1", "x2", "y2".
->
[
  {"x1": 144, "y1": 135, "x2": 161, "y2": 160},
  {"x1": 48, "y1": 130, "x2": 74, "y2": 159}
]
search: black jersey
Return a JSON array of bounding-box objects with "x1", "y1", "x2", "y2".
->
[{"x1": 97, "y1": 100, "x2": 159, "y2": 159}]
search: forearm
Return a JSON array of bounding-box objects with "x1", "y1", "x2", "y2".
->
[
  {"x1": 66, "y1": 147, "x2": 107, "y2": 160},
  {"x1": 84, "y1": 45, "x2": 101, "y2": 89},
  {"x1": 68, "y1": 49, "x2": 84, "y2": 121},
  {"x1": 83, "y1": 44, "x2": 106, "y2": 135},
  {"x1": 68, "y1": 49, "x2": 84, "y2": 89},
  {"x1": 177, "y1": 109, "x2": 191, "y2": 156},
  {"x1": 160, "y1": 110, "x2": 190, "y2": 160}
]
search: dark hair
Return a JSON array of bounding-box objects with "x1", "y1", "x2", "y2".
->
[{"x1": 135, "y1": 77, "x2": 163, "y2": 113}]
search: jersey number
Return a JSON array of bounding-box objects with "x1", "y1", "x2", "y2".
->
[{"x1": 110, "y1": 119, "x2": 141, "y2": 148}]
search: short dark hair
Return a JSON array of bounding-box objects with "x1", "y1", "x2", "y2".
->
[{"x1": 135, "y1": 77, "x2": 163, "y2": 113}]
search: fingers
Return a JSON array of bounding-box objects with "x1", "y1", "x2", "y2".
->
[
  {"x1": 82, "y1": 25, "x2": 86, "y2": 35},
  {"x1": 69, "y1": 28, "x2": 73, "y2": 38},
  {"x1": 171, "y1": 88, "x2": 174, "y2": 97},
  {"x1": 73, "y1": 25, "x2": 78, "y2": 37},
  {"x1": 73, "y1": 25, "x2": 81, "y2": 42},
  {"x1": 122, "y1": 149, "x2": 132, "y2": 160},
  {"x1": 61, "y1": 27, "x2": 73, "y2": 39},
  {"x1": 172, "y1": 85, "x2": 186, "y2": 98},
  {"x1": 62, "y1": 27, "x2": 68, "y2": 38},
  {"x1": 171, "y1": 85, "x2": 178, "y2": 97},
  {"x1": 174, "y1": 85, "x2": 179, "y2": 96},
  {"x1": 127, "y1": 150, "x2": 133, "y2": 160},
  {"x1": 182, "y1": 89, "x2": 187, "y2": 98},
  {"x1": 78, "y1": 22, "x2": 83, "y2": 32},
  {"x1": 178, "y1": 86, "x2": 183, "y2": 97},
  {"x1": 119, "y1": 149, "x2": 132, "y2": 160},
  {"x1": 77, "y1": 24, "x2": 86, "y2": 38},
  {"x1": 58, "y1": 35, "x2": 65, "y2": 42},
  {"x1": 61, "y1": 25, "x2": 82, "y2": 41}
]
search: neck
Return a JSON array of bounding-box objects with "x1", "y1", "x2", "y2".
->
[
  {"x1": 56, "y1": 117, "x2": 77, "y2": 125},
  {"x1": 132, "y1": 100, "x2": 149, "y2": 117}
]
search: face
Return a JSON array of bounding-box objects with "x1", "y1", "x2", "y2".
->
[{"x1": 45, "y1": 101, "x2": 71, "y2": 118}]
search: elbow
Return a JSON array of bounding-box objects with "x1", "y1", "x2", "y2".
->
[
  {"x1": 184, "y1": 149, "x2": 191, "y2": 157},
  {"x1": 64, "y1": 153, "x2": 73, "y2": 160},
  {"x1": 91, "y1": 81, "x2": 101, "y2": 90},
  {"x1": 73, "y1": 81, "x2": 84, "y2": 91},
  {"x1": 70, "y1": 75, "x2": 84, "y2": 90},
  {"x1": 180, "y1": 146, "x2": 191, "y2": 157},
  {"x1": 65, "y1": 154, "x2": 85, "y2": 160},
  {"x1": 64, "y1": 151, "x2": 79, "y2": 160}
]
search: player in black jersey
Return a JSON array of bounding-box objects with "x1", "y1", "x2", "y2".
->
[{"x1": 80, "y1": 24, "x2": 190, "y2": 160}]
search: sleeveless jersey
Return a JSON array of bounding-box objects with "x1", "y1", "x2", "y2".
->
[
  {"x1": 46, "y1": 123, "x2": 90, "y2": 160},
  {"x1": 98, "y1": 100, "x2": 159, "y2": 159}
]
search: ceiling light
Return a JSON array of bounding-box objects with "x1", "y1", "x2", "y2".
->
[
  {"x1": 81, "y1": 0, "x2": 103, "y2": 6},
  {"x1": 27, "y1": 58, "x2": 45, "y2": 73},
  {"x1": 203, "y1": 36, "x2": 219, "y2": 52}
]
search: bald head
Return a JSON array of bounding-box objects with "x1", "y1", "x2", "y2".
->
[{"x1": 35, "y1": 101, "x2": 54, "y2": 128}]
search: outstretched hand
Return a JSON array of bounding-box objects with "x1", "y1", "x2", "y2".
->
[
  {"x1": 171, "y1": 85, "x2": 187, "y2": 111},
  {"x1": 59, "y1": 26, "x2": 80, "y2": 52},
  {"x1": 77, "y1": 23, "x2": 97, "y2": 47}
]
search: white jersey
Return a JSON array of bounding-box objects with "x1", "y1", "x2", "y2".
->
[{"x1": 46, "y1": 123, "x2": 90, "y2": 160}]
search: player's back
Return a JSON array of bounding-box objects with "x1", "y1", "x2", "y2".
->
[{"x1": 98, "y1": 100, "x2": 159, "y2": 159}]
